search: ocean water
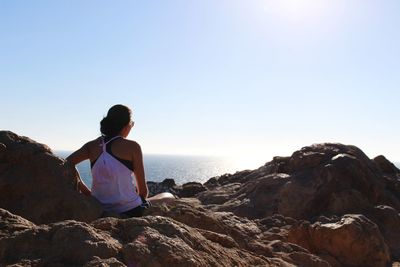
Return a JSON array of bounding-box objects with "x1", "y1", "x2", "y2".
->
[
  {"x1": 56, "y1": 151, "x2": 266, "y2": 187},
  {"x1": 56, "y1": 151, "x2": 400, "y2": 188}
]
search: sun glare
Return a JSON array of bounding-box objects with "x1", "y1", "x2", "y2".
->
[{"x1": 263, "y1": 0, "x2": 329, "y2": 24}]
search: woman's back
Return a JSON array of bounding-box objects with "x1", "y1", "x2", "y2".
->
[
  {"x1": 86, "y1": 137, "x2": 137, "y2": 166},
  {"x1": 67, "y1": 104, "x2": 175, "y2": 217},
  {"x1": 90, "y1": 136, "x2": 142, "y2": 213}
]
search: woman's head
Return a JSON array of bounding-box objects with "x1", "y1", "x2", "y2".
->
[{"x1": 100, "y1": 104, "x2": 133, "y2": 137}]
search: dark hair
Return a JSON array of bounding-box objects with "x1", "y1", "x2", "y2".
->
[{"x1": 100, "y1": 104, "x2": 132, "y2": 137}]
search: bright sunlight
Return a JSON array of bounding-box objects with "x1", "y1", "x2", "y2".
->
[{"x1": 263, "y1": 0, "x2": 331, "y2": 24}]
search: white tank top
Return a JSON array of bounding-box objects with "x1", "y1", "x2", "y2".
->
[{"x1": 91, "y1": 136, "x2": 142, "y2": 213}]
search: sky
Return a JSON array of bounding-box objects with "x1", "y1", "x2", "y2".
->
[{"x1": 1, "y1": 0, "x2": 399, "y2": 165}]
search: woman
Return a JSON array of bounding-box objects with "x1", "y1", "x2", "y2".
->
[{"x1": 67, "y1": 104, "x2": 174, "y2": 217}]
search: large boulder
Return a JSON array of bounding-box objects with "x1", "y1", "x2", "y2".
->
[
  {"x1": 1, "y1": 133, "x2": 399, "y2": 265},
  {"x1": 144, "y1": 198, "x2": 330, "y2": 267},
  {"x1": 368, "y1": 205, "x2": 400, "y2": 259},
  {"x1": 147, "y1": 179, "x2": 207, "y2": 198},
  {"x1": 147, "y1": 178, "x2": 177, "y2": 197},
  {"x1": 373, "y1": 155, "x2": 400, "y2": 175},
  {"x1": 0, "y1": 208, "x2": 300, "y2": 267},
  {"x1": 0, "y1": 131, "x2": 102, "y2": 224},
  {"x1": 199, "y1": 143, "x2": 400, "y2": 220},
  {"x1": 0, "y1": 208, "x2": 121, "y2": 266},
  {"x1": 288, "y1": 214, "x2": 390, "y2": 267},
  {"x1": 197, "y1": 143, "x2": 400, "y2": 263}
]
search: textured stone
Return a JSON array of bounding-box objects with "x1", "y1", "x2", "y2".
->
[
  {"x1": 1, "y1": 133, "x2": 399, "y2": 265},
  {"x1": 288, "y1": 214, "x2": 390, "y2": 267},
  {"x1": 0, "y1": 131, "x2": 103, "y2": 224}
]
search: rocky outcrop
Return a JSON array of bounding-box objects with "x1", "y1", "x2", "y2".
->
[
  {"x1": 147, "y1": 179, "x2": 207, "y2": 198},
  {"x1": 0, "y1": 208, "x2": 121, "y2": 266},
  {"x1": 144, "y1": 199, "x2": 330, "y2": 267},
  {"x1": 1, "y1": 207, "x2": 300, "y2": 267},
  {"x1": 288, "y1": 214, "x2": 390, "y2": 267},
  {"x1": 368, "y1": 205, "x2": 400, "y2": 259},
  {"x1": 1, "y1": 131, "x2": 400, "y2": 266},
  {"x1": 0, "y1": 131, "x2": 103, "y2": 224},
  {"x1": 196, "y1": 143, "x2": 400, "y2": 264},
  {"x1": 198, "y1": 143, "x2": 400, "y2": 220},
  {"x1": 198, "y1": 144, "x2": 399, "y2": 220}
]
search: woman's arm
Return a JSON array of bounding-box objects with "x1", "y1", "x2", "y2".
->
[
  {"x1": 66, "y1": 143, "x2": 90, "y2": 165},
  {"x1": 66, "y1": 143, "x2": 92, "y2": 196},
  {"x1": 132, "y1": 142, "x2": 148, "y2": 199},
  {"x1": 71, "y1": 165, "x2": 92, "y2": 196},
  {"x1": 77, "y1": 177, "x2": 91, "y2": 196}
]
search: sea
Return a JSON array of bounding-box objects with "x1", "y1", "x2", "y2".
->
[
  {"x1": 56, "y1": 151, "x2": 400, "y2": 189},
  {"x1": 56, "y1": 151, "x2": 267, "y2": 188}
]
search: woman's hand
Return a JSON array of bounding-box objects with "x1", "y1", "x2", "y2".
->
[{"x1": 66, "y1": 144, "x2": 92, "y2": 196}]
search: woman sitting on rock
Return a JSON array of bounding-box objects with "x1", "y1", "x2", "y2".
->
[{"x1": 67, "y1": 104, "x2": 174, "y2": 217}]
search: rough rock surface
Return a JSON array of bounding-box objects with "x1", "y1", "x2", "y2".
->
[
  {"x1": 147, "y1": 179, "x2": 207, "y2": 198},
  {"x1": 198, "y1": 143, "x2": 400, "y2": 220},
  {"x1": 1, "y1": 131, "x2": 400, "y2": 266},
  {"x1": 1, "y1": 208, "x2": 298, "y2": 267},
  {"x1": 0, "y1": 131, "x2": 103, "y2": 224},
  {"x1": 288, "y1": 214, "x2": 390, "y2": 267}
]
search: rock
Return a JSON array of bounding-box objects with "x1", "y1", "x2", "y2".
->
[
  {"x1": 0, "y1": 131, "x2": 103, "y2": 224},
  {"x1": 144, "y1": 198, "x2": 331, "y2": 266},
  {"x1": 179, "y1": 182, "x2": 207, "y2": 197},
  {"x1": 288, "y1": 214, "x2": 390, "y2": 267},
  {"x1": 0, "y1": 208, "x2": 121, "y2": 266},
  {"x1": 147, "y1": 178, "x2": 177, "y2": 197},
  {"x1": 277, "y1": 147, "x2": 387, "y2": 218},
  {"x1": 148, "y1": 180, "x2": 207, "y2": 198},
  {"x1": 203, "y1": 176, "x2": 220, "y2": 189},
  {"x1": 198, "y1": 173, "x2": 290, "y2": 219},
  {"x1": 0, "y1": 142, "x2": 6, "y2": 160},
  {"x1": 84, "y1": 257, "x2": 127, "y2": 267},
  {"x1": 368, "y1": 205, "x2": 400, "y2": 259},
  {"x1": 143, "y1": 198, "x2": 264, "y2": 249},
  {"x1": 198, "y1": 143, "x2": 400, "y2": 220},
  {"x1": 92, "y1": 215, "x2": 295, "y2": 267},
  {"x1": 1, "y1": 133, "x2": 399, "y2": 265},
  {"x1": 374, "y1": 155, "x2": 400, "y2": 174},
  {"x1": 198, "y1": 182, "x2": 243, "y2": 205},
  {"x1": 0, "y1": 208, "x2": 36, "y2": 240},
  {"x1": 0, "y1": 207, "x2": 305, "y2": 266}
]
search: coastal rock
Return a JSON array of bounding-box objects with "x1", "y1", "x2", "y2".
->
[
  {"x1": 147, "y1": 179, "x2": 207, "y2": 198},
  {"x1": 1, "y1": 208, "x2": 299, "y2": 267},
  {"x1": 144, "y1": 199, "x2": 330, "y2": 266},
  {"x1": 288, "y1": 214, "x2": 390, "y2": 267},
  {"x1": 1, "y1": 132, "x2": 400, "y2": 265},
  {"x1": 0, "y1": 208, "x2": 36, "y2": 238},
  {"x1": 199, "y1": 143, "x2": 400, "y2": 220},
  {"x1": 84, "y1": 257, "x2": 127, "y2": 267},
  {"x1": 0, "y1": 131, "x2": 103, "y2": 224},
  {"x1": 368, "y1": 205, "x2": 400, "y2": 259},
  {"x1": 178, "y1": 182, "x2": 207, "y2": 197},
  {"x1": 94, "y1": 216, "x2": 272, "y2": 267},
  {"x1": 374, "y1": 155, "x2": 400, "y2": 174},
  {"x1": 0, "y1": 208, "x2": 121, "y2": 266},
  {"x1": 147, "y1": 178, "x2": 177, "y2": 197}
]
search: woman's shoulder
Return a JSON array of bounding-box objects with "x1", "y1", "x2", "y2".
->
[
  {"x1": 120, "y1": 138, "x2": 142, "y2": 151},
  {"x1": 84, "y1": 137, "x2": 103, "y2": 149}
]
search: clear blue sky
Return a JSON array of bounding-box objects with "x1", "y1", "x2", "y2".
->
[{"x1": 1, "y1": 0, "x2": 399, "y2": 164}]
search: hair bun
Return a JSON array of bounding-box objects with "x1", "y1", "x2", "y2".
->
[{"x1": 100, "y1": 105, "x2": 132, "y2": 137}]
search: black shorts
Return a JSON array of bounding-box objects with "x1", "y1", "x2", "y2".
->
[
  {"x1": 121, "y1": 205, "x2": 145, "y2": 217},
  {"x1": 120, "y1": 197, "x2": 151, "y2": 218}
]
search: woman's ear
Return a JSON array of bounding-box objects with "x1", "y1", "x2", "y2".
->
[{"x1": 121, "y1": 123, "x2": 131, "y2": 137}]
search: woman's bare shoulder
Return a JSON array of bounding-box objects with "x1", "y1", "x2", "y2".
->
[
  {"x1": 84, "y1": 137, "x2": 103, "y2": 149},
  {"x1": 122, "y1": 139, "x2": 142, "y2": 151}
]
